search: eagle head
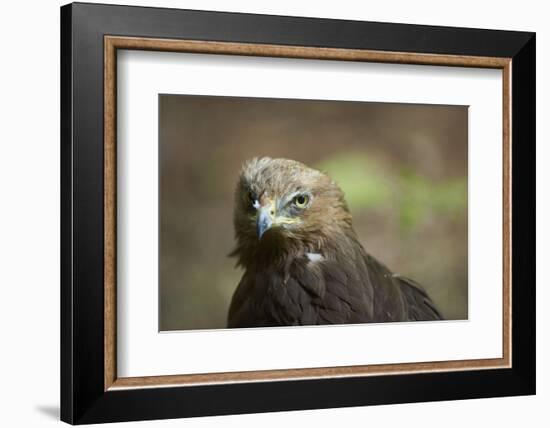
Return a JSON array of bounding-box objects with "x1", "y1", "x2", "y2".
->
[{"x1": 232, "y1": 157, "x2": 353, "y2": 268}]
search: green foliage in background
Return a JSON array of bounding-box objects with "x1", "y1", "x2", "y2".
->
[{"x1": 316, "y1": 152, "x2": 467, "y2": 233}]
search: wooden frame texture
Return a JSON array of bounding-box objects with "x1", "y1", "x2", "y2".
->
[
  {"x1": 62, "y1": 2, "x2": 535, "y2": 424},
  {"x1": 104, "y1": 36, "x2": 512, "y2": 390}
]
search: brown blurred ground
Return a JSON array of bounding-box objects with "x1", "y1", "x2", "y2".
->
[{"x1": 159, "y1": 94, "x2": 468, "y2": 331}]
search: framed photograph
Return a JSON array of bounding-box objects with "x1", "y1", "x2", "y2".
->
[{"x1": 60, "y1": 2, "x2": 535, "y2": 424}]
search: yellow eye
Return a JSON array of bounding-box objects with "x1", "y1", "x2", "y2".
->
[{"x1": 293, "y1": 194, "x2": 309, "y2": 208}]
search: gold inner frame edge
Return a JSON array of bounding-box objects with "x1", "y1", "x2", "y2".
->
[{"x1": 104, "y1": 35, "x2": 512, "y2": 391}]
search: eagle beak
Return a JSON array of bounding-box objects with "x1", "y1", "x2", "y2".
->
[{"x1": 256, "y1": 205, "x2": 274, "y2": 239}]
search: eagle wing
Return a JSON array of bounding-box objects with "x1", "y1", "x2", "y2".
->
[{"x1": 393, "y1": 274, "x2": 443, "y2": 321}]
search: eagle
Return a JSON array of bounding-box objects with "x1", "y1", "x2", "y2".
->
[{"x1": 228, "y1": 157, "x2": 442, "y2": 328}]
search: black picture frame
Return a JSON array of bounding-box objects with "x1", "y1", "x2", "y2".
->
[{"x1": 61, "y1": 2, "x2": 535, "y2": 424}]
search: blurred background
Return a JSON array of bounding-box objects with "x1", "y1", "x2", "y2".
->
[{"x1": 159, "y1": 94, "x2": 468, "y2": 331}]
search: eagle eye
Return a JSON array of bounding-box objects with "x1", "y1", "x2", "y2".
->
[
  {"x1": 247, "y1": 190, "x2": 260, "y2": 210},
  {"x1": 293, "y1": 194, "x2": 309, "y2": 208}
]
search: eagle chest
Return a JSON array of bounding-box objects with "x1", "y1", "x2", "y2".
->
[
  {"x1": 243, "y1": 259, "x2": 313, "y2": 326},
  {"x1": 249, "y1": 257, "x2": 364, "y2": 326}
]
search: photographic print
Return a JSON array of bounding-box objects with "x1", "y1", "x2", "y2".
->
[
  {"x1": 159, "y1": 95, "x2": 468, "y2": 331},
  {"x1": 62, "y1": 6, "x2": 534, "y2": 422}
]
